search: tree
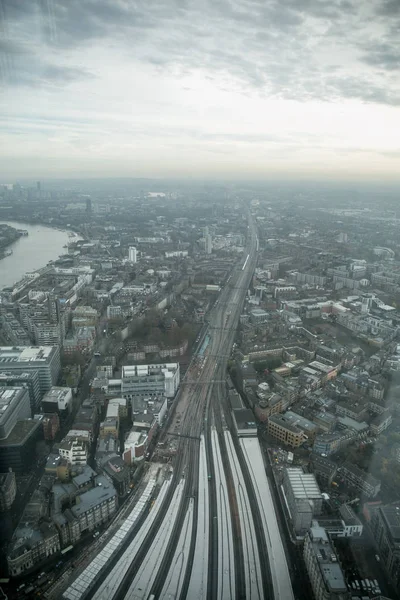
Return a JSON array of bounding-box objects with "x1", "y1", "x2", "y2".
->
[
  {"x1": 61, "y1": 350, "x2": 86, "y2": 367},
  {"x1": 388, "y1": 432, "x2": 400, "y2": 446}
]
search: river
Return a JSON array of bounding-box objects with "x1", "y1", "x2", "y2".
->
[{"x1": 0, "y1": 221, "x2": 72, "y2": 290}]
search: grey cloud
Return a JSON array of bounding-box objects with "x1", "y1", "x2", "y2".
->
[
  {"x1": 0, "y1": 39, "x2": 30, "y2": 54},
  {"x1": 361, "y1": 43, "x2": 400, "y2": 70},
  {"x1": 326, "y1": 75, "x2": 400, "y2": 106},
  {"x1": 0, "y1": 46, "x2": 93, "y2": 88},
  {"x1": 375, "y1": 0, "x2": 400, "y2": 16},
  {"x1": 1, "y1": 0, "x2": 399, "y2": 107}
]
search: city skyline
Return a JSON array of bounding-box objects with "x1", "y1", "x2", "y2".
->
[{"x1": 0, "y1": 0, "x2": 399, "y2": 181}]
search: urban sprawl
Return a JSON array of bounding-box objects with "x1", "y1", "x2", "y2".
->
[{"x1": 0, "y1": 181, "x2": 400, "y2": 600}]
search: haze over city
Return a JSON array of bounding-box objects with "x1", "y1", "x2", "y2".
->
[{"x1": 0, "y1": 0, "x2": 399, "y2": 181}]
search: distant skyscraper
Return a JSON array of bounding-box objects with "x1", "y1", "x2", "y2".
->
[
  {"x1": 205, "y1": 233, "x2": 212, "y2": 254},
  {"x1": 128, "y1": 246, "x2": 137, "y2": 263},
  {"x1": 86, "y1": 197, "x2": 92, "y2": 214},
  {"x1": 36, "y1": 181, "x2": 41, "y2": 192},
  {"x1": 336, "y1": 232, "x2": 348, "y2": 243}
]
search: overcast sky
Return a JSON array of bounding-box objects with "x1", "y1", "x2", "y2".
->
[{"x1": 0, "y1": 0, "x2": 399, "y2": 181}]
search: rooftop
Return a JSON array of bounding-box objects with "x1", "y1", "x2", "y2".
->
[
  {"x1": 71, "y1": 476, "x2": 116, "y2": 517},
  {"x1": 341, "y1": 462, "x2": 380, "y2": 487},
  {"x1": 103, "y1": 455, "x2": 129, "y2": 482},
  {"x1": 0, "y1": 346, "x2": 55, "y2": 364},
  {"x1": 43, "y1": 386, "x2": 71, "y2": 401},
  {"x1": 0, "y1": 370, "x2": 37, "y2": 381},
  {"x1": 337, "y1": 416, "x2": 368, "y2": 432},
  {"x1": 122, "y1": 363, "x2": 178, "y2": 378},
  {"x1": 269, "y1": 414, "x2": 303, "y2": 435},
  {"x1": 0, "y1": 418, "x2": 40, "y2": 447},
  {"x1": 339, "y1": 504, "x2": 362, "y2": 526},
  {"x1": 285, "y1": 468, "x2": 322, "y2": 500},
  {"x1": 233, "y1": 408, "x2": 257, "y2": 430},
  {"x1": 284, "y1": 411, "x2": 317, "y2": 433},
  {"x1": 0, "y1": 387, "x2": 26, "y2": 421},
  {"x1": 73, "y1": 465, "x2": 96, "y2": 488},
  {"x1": 380, "y1": 504, "x2": 400, "y2": 542},
  {"x1": 309, "y1": 526, "x2": 347, "y2": 593}
]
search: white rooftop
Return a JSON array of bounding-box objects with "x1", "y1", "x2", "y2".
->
[
  {"x1": 0, "y1": 346, "x2": 54, "y2": 362},
  {"x1": 286, "y1": 468, "x2": 322, "y2": 500}
]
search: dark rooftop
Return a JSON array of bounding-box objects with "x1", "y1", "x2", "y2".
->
[
  {"x1": 0, "y1": 419, "x2": 40, "y2": 447},
  {"x1": 380, "y1": 504, "x2": 400, "y2": 542}
]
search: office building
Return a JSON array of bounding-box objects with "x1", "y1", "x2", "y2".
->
[
  {"x1": 309, "y1": 453, "x2": 338, "y2": 486},
  {"x1": 0, "y1": 346, "x2": 60, "y2": 396},
  {"x1": 101, "y1": 455, "x2": 130, "y2": 497},
  {"x1": 0, "y1": 470, "x2": 16, "y2": 511},
  {"x1": 7, "y1": 519, "x2": 60, "y2": 577},
  {"x1": 107, "y1": 305, "x2": 122, "y2": 319},
  {"x1": 55, "y1": 473, "x2": 118, "y2": 545},
  {"x1": 41, "y1": 386, "x2": 72, "y2": 415},
  {"x1": 73, "y1": 404, "x2": 98, "y2": 440},
  {"x1": 205, "y1": 233, "x2": 212, "y2": 254},
  {"x1": 68, "y1": 476, "x2": 117, "y2": 535},
  {"x1": 370, "y1": 413, "x2": 392, "y2": 435},
  {"x1": 283, "y1": 467, "x2": 323, "y2": 535},
  {"x1": 108, "y1": 397, "x2": 128, "y2": 418},
  {"x1": 59, "y1": 437, "x2": 87, "y2": 466},
  {"x1": 281, "y1": 411, "x2": 318, "y2": 441},
  {"x1": 0, "y1": 387, "x2": 31, "y2": 440},
  {"x1": 33, "y1": 321, "x2": 63, "y2": 346},
  {"x1": 249, "y1": 308, "x2": 269, "y2": 324},
  {"x1": 267, "y1": 414, "x2": 308, "y2": 448},
  {"x1": 303, "y1": 526, "x2": 350, "y2": 600},
  {"x1": 128, "y1": 246, "x2": 137, "y2": 263},
  {"x1": 370, "y1": 503, "x2": 400, "y2": 596},
  {"x1": 41, "y1": 413, "x2": 60, "y2": 441},
  {"x1": 0, "y1": 370, "x2": 41, "y2": 415},
  {"x1": 339, "y1": 462, "x2": 381, "y2": 498},
  {"x1": 233, "y1": 409, "x2": 257, "y2": 436},
  {"x1": 0, "y1": 312, "x2": 30, "y2": 346},
  {"x1": 123, "y1": 430, "x2": 147, "y2": 463},
  {"x1": 121, "y1": 363, "x2": 180, "y2": 405},
  {"x1": 0, "y1": 419, "x2": 43, "y2": 473},
  {"x1": 95, "y1": 434, "x2": 118, "y2": 469}
]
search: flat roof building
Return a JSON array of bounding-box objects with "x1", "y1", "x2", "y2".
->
[
  {"x1": 267, "y1": 414, "x2": 308, "y2": 448},
  {"x1": 283, "y1": 467, "x2": 323, "y2": 535},
  {"x1": 249, "y1": 308, "x2": 269, "y2": 324},
  {"x1": 339, "y1": 462, "x2": 381, "y2": 499},
  {"x1": 102, "y1": 455, "x2": 130, "y2": 497},
  {"x1": 0, "y1": 387, "x2": 31, "y2": 440},
  {"x1": 283, "y1": 411, "x2": 318, "y2": 440},
  {"x1": 233, "y1": 409, "x2": 257, "y2": 437},
  {"x1": 0, "y1": 370, "x2": 41, "y2": 415},
  {"x1": 59, "y1": 437, "x2": 87, "y2": 466},
  {"x1": 371, "y1": 503, "x2": 400, "y2": 597},
  {"x1": 0, "y1": 418, "x2": 42, "y2": 473},
  {"x1": 0, "y1": 470, "x2": 16, "y2": 512},
  {"x1": 41, "y1": 386, "x2": 72, "y2": 414},
  {"x1": 0, "y1": 346, "x2": 60, "y2": 396},
  {"x1": 121, "y1": 363, "x2": 180, "y2": 408},
  {"x1": 303, "y1": 525, "x2": 350, "y2": 600}
]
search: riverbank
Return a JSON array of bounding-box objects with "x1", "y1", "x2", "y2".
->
[
  {"x1": 0, "y1": 221, "x2": 71, "y2": 290},
  {"x1": 0, "y1": 224, "x2": 22, "y2": 260}
]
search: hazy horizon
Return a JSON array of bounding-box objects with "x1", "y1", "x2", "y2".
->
[{"x1": 1, "y1": 0, "x2": 399, "y2": 181}]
